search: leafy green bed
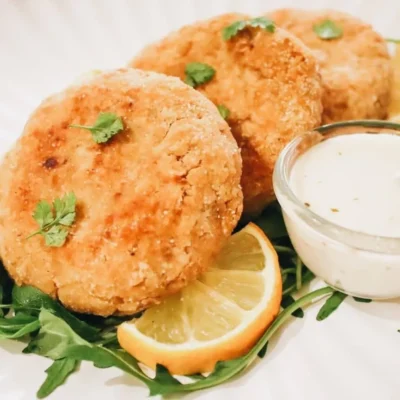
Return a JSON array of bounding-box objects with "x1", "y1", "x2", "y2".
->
[{"x1": 0, "y1": 204, "x2": 362, "y2": 398}]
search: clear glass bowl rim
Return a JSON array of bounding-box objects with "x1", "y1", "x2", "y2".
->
[{"x1": 273, "y1": 119, "x2": 400, "y2": 255}]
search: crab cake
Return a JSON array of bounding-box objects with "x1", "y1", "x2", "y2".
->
[
  {"x1": 131, "y1": 13, "x2": 323, "y2": 217},
  {"x1": 267, "y1": 8, "x2": 392, "y2": 123},
  {"x1": 0, "y1": 68, "x2": 243, "y2": 316}
]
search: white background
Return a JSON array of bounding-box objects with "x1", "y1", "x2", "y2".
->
[{"x1": 0, "y1": 1, "x2": 399, "y2": 399}]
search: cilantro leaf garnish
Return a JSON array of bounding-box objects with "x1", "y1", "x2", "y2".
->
[
  {"x1": 27, "y1": 192, "x2": 77, "y2": 247},
  {"x1": 313, "y1": 20, "x2": 343, "y2": 40},
  {"x1": 222, "y1": 17, "x2": 275, "y2": 40},
  {"x1": 184, "y1": 62, "x2": 216, "y2": 88},
  {"x1": 70, "y1": 112, "x2": 124, "y2": 144},
  {"x1": 217, "y1": 104, "x2": 230, "y2": 120}
]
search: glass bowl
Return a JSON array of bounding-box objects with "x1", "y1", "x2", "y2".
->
[{"x1": 273, "y1": 120, "x2": 400, "y2": 299}]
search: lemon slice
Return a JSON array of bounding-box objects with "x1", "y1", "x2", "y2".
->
[
  {"x1": 389, "y1": 43, "x2": 400, "y2": 121},
  {"x1": 117, "y1": 223, "x2": 282, "y2": 375}
]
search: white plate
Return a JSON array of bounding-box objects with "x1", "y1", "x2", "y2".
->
[{"x1": 0, "y1": 0, "x2": 399, "y2": 399}]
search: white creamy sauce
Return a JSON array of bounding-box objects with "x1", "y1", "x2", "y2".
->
[{"x1": 290, "y1": 133, "x2": 400, "y2": 237}]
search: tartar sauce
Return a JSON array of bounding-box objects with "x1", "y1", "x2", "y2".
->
[
  {"x1": 290, "y1": 133, "x2": 400, "y2": 237},
  {"x1": 275, "y1": 132, "x2": 400, "y2": 299}
]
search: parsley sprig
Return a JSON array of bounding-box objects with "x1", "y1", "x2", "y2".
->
[
  {"x1": 184, "y1": 62, "x2": 215, "y2": 88},
  {"x1": 27, "y1": 192, "x2": 77, "y2": 247},
  {"x1": 222, "y1": 17, "x2": 275, "y2": 41},
  {"x1": 217, "y1": 104, "x2": 230, "y2": 120},
  {"x1": 313, "y1": 20, "x2": 343, "y2": 40},
  {"x1": 70, "y1": 112, "x2": 124, "y2": 144}
]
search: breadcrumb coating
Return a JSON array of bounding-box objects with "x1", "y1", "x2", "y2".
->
[
  {"x1": 131, "y1": 13, "x2": 323, "y2": 216},
  {"x1": 0, "y1": 68, "x2": 243, "y2": 316},
  {"x1": 267, "y1": 8, "x2": 392, "y2": 123}
]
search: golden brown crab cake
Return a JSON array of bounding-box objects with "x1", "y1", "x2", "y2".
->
[
  {"x1": 131, "y1": 13, "x2": 323, "y2": 217},
  {"x1": 0, "y1": 68, "x2": 243, "y2": 316},
  {"x1": 267, "y1": 8, "x2": 392, "y2": 123}
]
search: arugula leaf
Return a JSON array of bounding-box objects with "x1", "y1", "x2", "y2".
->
[
  {"x1": 295, "y1": 257, "x2": 303, "y2": 291},
  {"x1": 37, "y1": 358, "x2": 79, "y2": 399},
  {"x1": 274, "y1": 245, "x2": 296, "y2": 255},
  {"x1": 12, "y1": 286, "x2": 100, "y2": 341},
  {"x1": 95, "y1": 331, "x2": 120, "y2": 348},
  {"x1": 152, "y1": 365, "x2": 182, "y2": 395},
  {"x1": 313, "y1": 20, "x2": 343, "y2": 40},
  {"x1": 353, "y1": 297, "x2": 372, "y2": 303},
  {"x1": 254, "y1": 202, "x2": 287, "y2": 240},
  {"x1": 283, "y1": 267, "x2": 314, "y2": 297},
  {"x1": 0, "y1": 313, "x2": 40, "y2": 339},
  {"x1": 222, "y1": 17, "x2": 275, "y2": 40},
  {"x1": 184, "y1": 63, "x2": 215, "y2": 88},
  {"x1": 152, "y1": 287, "x2": 335, "y2": 395},
  {"x1": 70, "y1": 112, "x2": 124, "y2": 144},
  {"x1": 257, "y1": 342, "x2": 268, "y2": 358},
  {"x1": 23, "y1": 310, "x2": 88, "y2": 360},
  {"x1": 27, "y1": 192, "x2": 77, "y2": 247},
  {"x1": 0, "y1": 262, "x2": 13, "y2": 317},
  {"x1": 217, "y1": 105, "x2": 230, "y2": 120},
  {"x1": 281, "y1": 295, "x2": 304, "y2": 318},
  {"x1": 66, "y1": 287, "x2": 334, "y2": 396},
  {"x1": 12, "y1": 285, "x2": 56, "y2": 312},
  {"x1": 316, "y1": 291, "x2": 347, "y2": 321},
  {"x1": 64, "y1": 345, "x2": 169, "y2": 390}
]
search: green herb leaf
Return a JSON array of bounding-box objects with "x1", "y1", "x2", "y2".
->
[
  {"x1": 64, "y1": 345, "x2": 172, "y2": 393},
  {"x1": 153, "y1": 287, "x2": 334, "y2": 395},
  {"x1": 0, "y1": 262, "x2": 13, "y2": 317},
  {"x1": 33, "y1": 201, "x2": 54, "y2": 229},
  {"x1": 28, "y1": 192, "x2": 77, "y2": 247},
  {"x1": 353, "y1": 297, "x2": 372, "y2": 303},
  {"x1": 313, "y1": 20, "x2": 343, "y2": 40},
  {"x1": 222, "y1": 20, "x2": 247, "y2": 40},
  {"x1": 184, "y1": 62, "x2": 215, "y2": 88},
  {"x1": 54, "y1": 192, "x2": 76, "y2": 226},
  {"x1": 44, "y1": 225, "x2": 69, "y2": 247},
  {"x1": 12, "y1": 286, "x2": 100, "y2": 341},
  {"x1": 23, "y1": 310, "x2": 88, "y2": 360},
  {"x1": 222, "y1": 17, "x2": 275, "y2": 40},
  {"x1": 257, "y1": 342, "x2": 268, "y2": 358},
  {"x1": 152, "y1": 365, "x2": 182, "y2": 394},
  {"x1": 254, "y1": 202, "x2": 287, "y2": 240},
  {"x1": 281, "y1": 295, "x2": 304, "y2": 318},
  {"x1": 37, "y1": 358, "x2": 79, "y2": 399},
  {"x1": 316, "y1": 291, "x2": 347, "y2": 321},
  {"x1": 274, "y1": 245, "x2": 296, "y2": 255},
  {"x1": 295, "y1": 257, "x2": 303, "y2": 291},
  {"x1": 70, "y1": 112, "x2": 124, "y2": 144},
  {"x1": 217, "y1": 105, "x2": 230, "y2": 120},
  {"x1": 0, "y1": 313, "x2": 40, "y2": 339}
]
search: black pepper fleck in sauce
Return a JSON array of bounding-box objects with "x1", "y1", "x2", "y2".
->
[{"x1": 43, "y1": 158, "x2": 58, "y2": 169}]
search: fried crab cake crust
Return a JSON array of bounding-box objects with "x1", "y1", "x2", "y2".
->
[
  {"x1": 0, "y1": 68, "x2": 243, "y2": 316},
  {"x1": 131, "y1": 13, "x2": 323, "y2": 216},
  {"x1": 267, "y1": 8, "x2": 392, "y2": 123}
]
